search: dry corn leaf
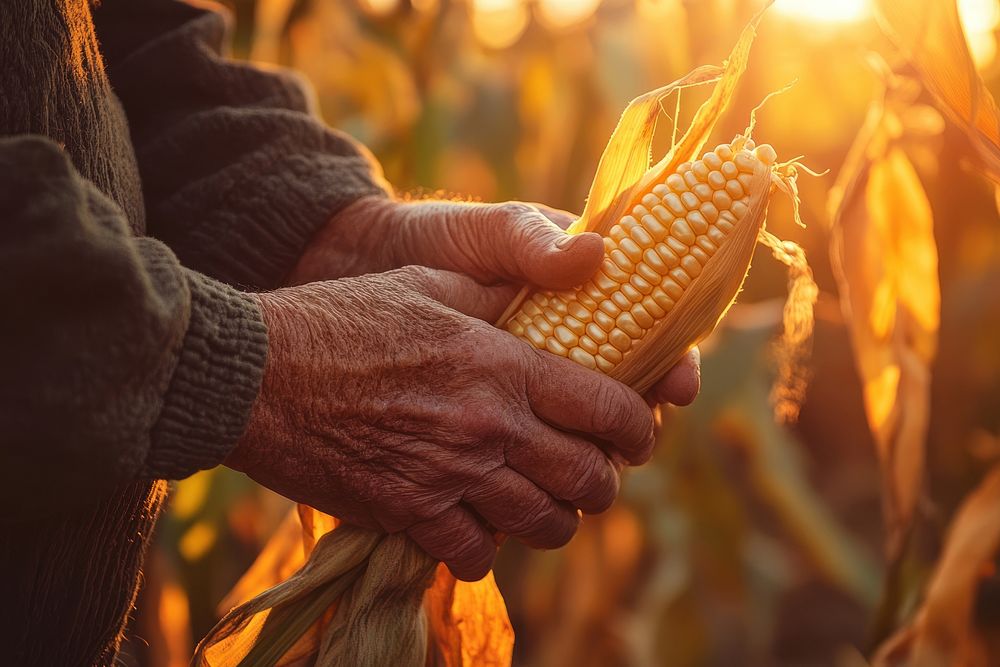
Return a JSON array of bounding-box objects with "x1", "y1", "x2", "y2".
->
[
  {"x1": 219, "y1": 509, "x2": 313, "y2": 614},
  {"x1": 761, "y1": 230, "x2": 818, "y2": 423},
  {"x1": 874, "y1": 0, "x2": 1000, "y2": 183},
  {"x1": 872, "y1": 465, "x2": 1000, "y2": 667},
  {"x1": 828, "y1": 75, "x2": 941, "y2": 559},
  {"x1": 198, "y1": 507, "x2": 513, "y2": 667},
  {"x1": 424, "y1": 564, "x2": 514, "y2": 667},
  {"x1": 194, "y1": 523, "x2": 383, "y2": 666}
]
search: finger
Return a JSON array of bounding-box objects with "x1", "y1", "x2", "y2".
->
[
  {"x1": 645, "y1": 347, "x2": 701, "y2": 407},
  {"x1": 505, "y1": 421, "x2": 619, "y2": 514},
  {"x1": 476, "y1": 204, "x2": 603, "y2": 289},
  {"x1": 464, "y1": 467, "x2": 580, "y2": 549},
  {"x1": 530, "y1": 203, "x2": 579, "y2": 231},
  {"x1": 398, "y1": 266, "x2": 517, "y2": 322},
  {"x1": 525, "y1": 353, "x2": 656, "y2": 465},
  {"x1": 409, "y1": 202, "x2": 604, "y2": 289},
  {"x1": 406, "y1": 505, "x2": 497, "y2": 582}
]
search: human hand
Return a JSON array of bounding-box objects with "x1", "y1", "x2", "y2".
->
[
  {"x1": 227, "y1": 266, "x2": 658, "y2": 580},
  {"x1": 290, "y1": 197, "x2": 701, "y2": 406}
]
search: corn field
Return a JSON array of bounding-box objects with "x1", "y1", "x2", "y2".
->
[{"x1": 122, "y1": 1, "x2": 1000, "y2": 665}]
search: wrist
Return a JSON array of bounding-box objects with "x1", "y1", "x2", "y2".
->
[
  {"x1": 147, "y1": 278, "x2": 268, "y2": 479},
  {"x1": 287, "y1": 196, "x2": 398, "y2": 285},
  {"x1": 224, "y1": 290, "x2": 290, "y2": 472}
]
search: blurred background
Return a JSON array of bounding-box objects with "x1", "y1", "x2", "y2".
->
[{"x1": 122, "y1": 1, "x2": 1000, "y2": 665}]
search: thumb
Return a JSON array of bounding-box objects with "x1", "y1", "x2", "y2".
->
[
  {"x1": 478, "y1": 203, "x2": 605, "y2": 290},
  {"x1": 401, "y1": 201, "x2": 605, "y2": 290},
  {"x1": 398, "y1": 266, "x2": 518, "y2": 322}
]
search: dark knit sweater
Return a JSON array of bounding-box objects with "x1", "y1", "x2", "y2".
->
[{"x1": 0, "y1": 1, "x2": 387, "y2": 664}]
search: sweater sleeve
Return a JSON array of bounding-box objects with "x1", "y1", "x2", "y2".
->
[
  {"x1": 0, "y1": 136, "x2": 268, "y2": 520},
  {"x1": 92, "y1": 0, "x2": 390, "y2": 291}
]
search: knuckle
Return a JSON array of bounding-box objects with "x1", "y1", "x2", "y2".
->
[
  {"x1": 451, "y1": 544, "x2": 497, "y2": 582},
  {"x1": 509, "y1": 502, "x2": 553, "y2": 538},
  {"x1": 566, "y1": 453, "x2": 603, "y2": 501},
  {"x1": 398, "y1": 264, "x2": 435, "y2": 281},
  {"x1": 589, "y1": 491, "x2": 616, "y2": 515},
  {"x1": 546, "y1": 510, "x2": 580, "y2": 549},
  {"x1": 493, "y1": 202, "x2": 538, "y2": 223},
  {"x1": 513, "y1": 345, "x2": 547, "y2": 392},
  {"x1": 483, "y1": 203, "x2": 552, "y2": 254},
  {"x1": 513, "y1": 503, "x2": 578, "y2": 549},
  {"x1": 462, "y1": 403, "x2": 516, "y2": 442},
  {"x1": 591, "y1": 468, "x2": 620, "y2": 514},
  {"x1": 448, "y1": 527, "x2": 485, "y2": 560},
  {"x1": 592, "y1": 382, "x2": 635, "y2": 434},
  {"x1": 572, "y1": 456, "x2": 619, "y2": 513},
  {"x1": 400, "y1": 495, "x2": 452, "y2": 528},
  {"x1": 393, "y1": 264, "x2": 437, "y2": 292},
  {"x1": 634, "y1": 426, "x2": 656, "y2": 464}
]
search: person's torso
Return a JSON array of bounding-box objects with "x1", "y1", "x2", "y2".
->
[
  {"x1": 0, "y1": 0, "x2": 145, "y2": 233},
  {"x1": 1, "y1": 2, "x2": 167, "y2": 665}
]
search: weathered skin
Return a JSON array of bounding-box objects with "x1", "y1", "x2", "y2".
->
[{"x1": 227, "y1": 199, "x2": 700, "y2": 581}]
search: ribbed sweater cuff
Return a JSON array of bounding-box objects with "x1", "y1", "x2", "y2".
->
[
  {"x1": 144, "y1": 275, "x2": 267, "y2": 479},
  {"x1": 204, "y1": 147, "x2": 389, "y2": 288}
]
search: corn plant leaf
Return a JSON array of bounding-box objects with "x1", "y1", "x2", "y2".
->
[
  {"x1": 873, "y1": 466, "x2": 1000, "y2": 667},
  {"x1": 424, "y1": 564, "x2": 514, "y2": 667},
  {"x1": 874, "y1": 0, "x2": 1000, "y2": 183},
  {"x1": 828, "y1": 79, "x2": 940, "y2": 559},
  {"x1": 219, "y1": 509, "x2": 313, "y2": 616}
]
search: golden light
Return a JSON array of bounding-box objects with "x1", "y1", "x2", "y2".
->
[
  {"x1": 472, "y1": 0, "x2": 529, "y2": 49},
  {"x1": 359, "y1": 0, "x2": 399, "y2": 16},
  {"x1": 773, "y1": 0, "x2": 871, "y2": 24},
  {"x1": 959, "y1": 0, "x2": 1000, "y2": 68},
  {"x1": 537, "y1": 0, "x2": 603, "y2": 30}
]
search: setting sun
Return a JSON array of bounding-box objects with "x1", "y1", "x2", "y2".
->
[{"x1": 960, "y1": 0, "x2": 1000, "y2": 66}]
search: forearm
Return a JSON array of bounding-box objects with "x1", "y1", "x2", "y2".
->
[
  {"x1": 93, "y1": 0, "x2": 389, "y2": 289},
  {"x1": 0, "y1": 137, "x2": 267, "y2": 519}
]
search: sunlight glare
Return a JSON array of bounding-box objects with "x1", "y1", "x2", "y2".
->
[
  {"x1": 959, "y1": 0, "x2": 1000, "y2": 68},
  {"x1": 472, "y1": 0, "x2": 529, "y2": 49},
  {"x1": 773, "y1": 0, "x2": 870, "y2": 24},
  {"x1": 359, "y1": 0, "x2": 399, "y2": 16},
  {"x1": 537, "y1": 0, "x2": 603, "y2": 30}
]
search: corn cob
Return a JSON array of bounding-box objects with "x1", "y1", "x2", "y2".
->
[{"x1": 502, "y1": 135, "x2": 780, "y2": 385}]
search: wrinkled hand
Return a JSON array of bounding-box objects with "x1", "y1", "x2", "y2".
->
[
  {"x1": 290, "y1": 197, "x2": 701, "y2": 406},
  {"x1": 228, "y1": 266, "x2": 659, "y2": 581}
]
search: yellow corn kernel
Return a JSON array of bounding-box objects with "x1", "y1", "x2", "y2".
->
[{"x1": 502, "y1": 139, "x2": 778, "y2": 377}]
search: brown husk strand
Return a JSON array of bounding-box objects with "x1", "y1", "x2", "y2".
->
[
  {"x1": 194, "y1": 514, "x2": 513, "y2": 667},
  {"x1": 193, "y1": 4, "x2": 821, "y2": 666}
]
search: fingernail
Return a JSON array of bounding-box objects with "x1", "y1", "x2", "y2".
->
[{"x1": 554, "y1": 234, "x2": 579, "y2": 250}]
